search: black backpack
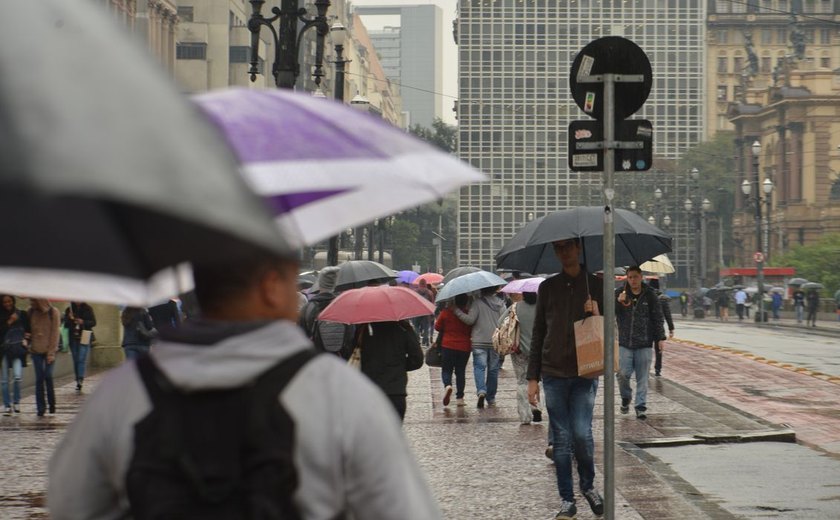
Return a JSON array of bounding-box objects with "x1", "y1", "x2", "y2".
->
[
  {"x1": 126, "y1": 350, "x2": 316, "y2": 520},
  {"x1": 302, "y1": 298, "x2": 354, "y2": 357}
]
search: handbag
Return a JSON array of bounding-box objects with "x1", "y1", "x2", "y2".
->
[
  {"x1": 574, "y1": 315, "x2": 619, "y2": 378},
  {"x1": 424, "y1": 327, "x2": 443, "y2": 367},
  {"x1": 59, "y1": 326, "x2": 70, "y2": 353}
]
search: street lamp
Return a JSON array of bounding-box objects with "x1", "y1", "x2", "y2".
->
[
  {"x1": 248, "y1": 0, "x2": 331, "y2": 89},
  {"x1": 325, "y1": 22, "x2": 348, "y2": 267},
  {"x1": 685, "y1": 168, "x2": 709, "y2": 292},
  {"x1": 629, "y1": 200, "x2": 637, "y2": 212},
  {"x1": 742, "y1": 140, "x2": 766, "y2": 324}
]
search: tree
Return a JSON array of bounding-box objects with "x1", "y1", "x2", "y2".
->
[
  {"x1": 773, "y1": 233, "x2": 840, "y2": 295},
  {"x1": 409, "y1": 118, "x2": 457, "y2": 154}
]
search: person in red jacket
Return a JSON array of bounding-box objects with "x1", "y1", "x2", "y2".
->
[{"x1": 434, "y1": 294, "x2": 472, "y2": 407}]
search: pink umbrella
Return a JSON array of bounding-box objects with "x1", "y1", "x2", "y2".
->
[
  {"x1": 317, "y1": 286, "x2": 435, "y2": 324},
  {"x1": 413, "y1": 272, "x2": 444, "y2": 286},
  {"x1": 500, "y1": 277, "x2": 545, "y2": 294}
]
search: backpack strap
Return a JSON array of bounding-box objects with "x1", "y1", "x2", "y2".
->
[
  {"x1": 253, "y1": 349, "x2": 318, "y2": 398},
  {"x1": 135, "y1": 355, "x2": 177, "y2": 405}
]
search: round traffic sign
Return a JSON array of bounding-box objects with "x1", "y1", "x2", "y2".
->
[
  {"x1": 753, "y1": 251, "x2": 765, "y2": 263},
  {"x1": 569, "y1": 36, "x2": 652, "y2": 121}
]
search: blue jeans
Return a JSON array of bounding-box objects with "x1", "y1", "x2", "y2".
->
[
  {"x1": 69, "y1": 339, "x2": 90, "y2": 382},
  {"x1": 1, "y1": 356, "x2": 22, "y2": 407},
  {"x1": 543, "y1": 376, "x2": 598, "y2": 502},
  {"x1": 618, "y1": 346, "x2": 654, "y2": 410},
  {"x1": 440, "y1": 348, "x2": 470, "y2": 398},
  {"x1": 123, "y1": 344, "x2": 150, "y2": 361},
  {"x1": 31, "y1": 353, "x2": 55, "y2": 415},
  {"x1": 471, "y1": 346, "x2": 499, "y2": 401},
  {"x1": 796, "y1": 305, "x2": 804, "y2": 323}
]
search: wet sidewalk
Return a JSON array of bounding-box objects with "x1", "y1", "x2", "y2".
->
[{"x1": 2, "y1": 340, "x2": 835, "y2": 519}]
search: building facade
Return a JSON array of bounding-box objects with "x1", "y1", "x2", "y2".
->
[
  {"x1": 135, "y1": 0, "x2": 179, "y2": 75},
  {"x1": 455, "y1": 0, "x2": 706, "y2": 279},
  {"x1": 355, "y1": 4, "x2": 444, "y2": 129}
]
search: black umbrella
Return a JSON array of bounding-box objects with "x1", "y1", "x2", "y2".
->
[
  {"x1": 495, "y1": 207, "x2": 671, "y2": 274},
  {"x1": 441, "y1": 266, "x2": 482, "y2": 286},
  {"x1": 335, "y1": 261, "x2": 397, "y2": 290},
  {"x1": 0, "y1": 0, "x2": 291, "y2": 305}
]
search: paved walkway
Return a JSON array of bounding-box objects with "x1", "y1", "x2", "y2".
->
[{"x1": 2, "y1": 337, "x2": 836, "y2": 519}]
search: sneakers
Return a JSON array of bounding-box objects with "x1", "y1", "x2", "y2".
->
[
  {"x1": 555, "y1": 500, "x2": 577, "y2": 519},
  {"x1": 455, "y1": 398, "x2": 466, "y2": 407},
  {"x1": 13, "y1": 404, "x2": 20, "y2": 414},
  {"x1": 544, "y1": 445, "x2": 554, "y2": 460},
  {"x1": 532, "y1": 409, "x2": 543, "y2": 422},
  {"x1": 486, "y1": 400, "x2": 496, "y2": 408},
  {"x1": 583, "y1": 489, "x2": 604, "y2": 516},
  {"x1": 477, "y1": 392, "x2": 486, "y2": 409},
  {"x1": 442, "y1": 385, "x2": 453, "y2": 407},
  {"x1": 3, "y1": 407, "x2": 10, "y2": 416},
  {"x1": 636, "y1": 408, "x2": 647, "y2": 420},
  {"x1": 620, "y1": 398, "x2": 630, "y2": 414}
]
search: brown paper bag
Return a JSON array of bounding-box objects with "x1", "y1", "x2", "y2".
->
[{"x1": 574, "y1": 316, "x2": 618, "y2": 378}]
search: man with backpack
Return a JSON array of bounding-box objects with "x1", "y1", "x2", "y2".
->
[
  {"x1": 299, "y1": 266, "x2": 354, "y2": 359},
  {"x1": 48, "y1": 246, "x2": 441, "y2": 519}
]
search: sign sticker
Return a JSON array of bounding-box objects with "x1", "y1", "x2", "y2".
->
[
  {"x1": 574, "y1": 129, "x2": 593, "y2": 139},
  {"x1": 577, "y1": 54, "x2": 595, "y2": 80},
  {"x1": 584, "y1": 92, "x2": 596, "y2": 113},
  {"x1": 572, "y1": 154, "x2": 598, "y2": 168}
]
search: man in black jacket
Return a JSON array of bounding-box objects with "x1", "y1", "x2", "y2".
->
[{"x1": 615, "y1": 267, "x2": 665, "y2": 420}]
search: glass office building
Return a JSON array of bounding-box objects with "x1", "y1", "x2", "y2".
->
[{"x1": 456, "y1": 0, "x2": 706, "y2": 283}]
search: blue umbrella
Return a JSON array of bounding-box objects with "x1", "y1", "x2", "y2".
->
[
  {"x1": 396, "y1": 270, "x2": 419, "y2": 284},
  {"x1": 435, "y1": 271, "x2": 507, "y2": 303}
]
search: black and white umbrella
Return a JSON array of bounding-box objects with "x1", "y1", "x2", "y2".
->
[
  {"x1": 0, "y1": 0, "x2": 291, "y2": 305},
  {"x1": 495, "y1": 207, "x2": 671, "y2": 274}
]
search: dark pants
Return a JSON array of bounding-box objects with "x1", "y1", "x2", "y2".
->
[
  {"x1": 807, "y1": 307, "x2": 818, "y2": 326},
  {"x1": 387, "y1": 394, "x2": 407, "y2": 421},
  {"x1": 440, "y1": 348, "x2": 470, "y2": 399},
  {"x1": 736, "y1": 304, "x2": 745, "y2": 320},
  {"x1": 654, "y1": 342, "x2": 663, "y2": 375},
  {"x1": 31, "y1": 354, "x2": 55, "y2": 415}
]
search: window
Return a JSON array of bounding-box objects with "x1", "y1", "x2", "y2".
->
[
  {"x1": 820, "y1": 29, "x2": 832, "y2": 44},
  {"x1": 229, "y1": 46, "x2": 249, "y2": 63},
  {"x1": 177, "y1": 6, "x2": 193, "y2": 22},
  {"x1": 176, "y1": 42, "x2": 207, "y2": 60},
  {"x1": 717, "y1": 85, "x2": 728, "y2": 100},
  {"x1": 761, "y1": 56, "x2": 772, "y2": 72},
  {"x1": 733, "y1": 56, "x2": 743, "y2": 73},
  {"x1": 717, "y1": 29, "x2": 728, "y2": 44},
  {"x1": 821, "y1": 56, "x2": 831, "y2": 68},
  {"x1": 761, "y1": 29, "x2": 773, "y2": 45},
  {"x1": 717, "y1": 56, "x2": 728, "y2": 73},
  {"x1": 777, "y1": 28, "x2": 787, "y2": 45}
]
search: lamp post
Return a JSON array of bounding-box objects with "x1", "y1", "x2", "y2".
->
[
  {"x1": 248, "y1": 0, "x2": 331, "y2": 89},
  {"x1": 762, "y1": 177, "x2": 774, "y2": 262},
  {"x1": 325, "y1": 23, "x2": 348, "y2": 267},
  {"x1": 741, "y1": 141, "x2": 772, "y2": 324},
  {"x1": 685, "y1": 167, "x2": 709, "y2": 291}
]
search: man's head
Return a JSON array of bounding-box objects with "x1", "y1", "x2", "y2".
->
[
  {"x1": 552, "y1": 238, "x2": 581, "y2": 271},
  {"x1": 418, "y1": 279, "x2": 428, "y2": 289},
  {"x1": 625, "y1": 266, "x2": 643, "y2": 293},
  {"x1": 192, "y1": 247, "x2": 300, "y2": 322},
  {"x1": 316, "y1": 266, "x2": 340, "y2": 295}
]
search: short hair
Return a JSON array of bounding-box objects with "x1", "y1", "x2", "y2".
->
[
  {"x1": 522, "y1": 292, "x2": 538, "y2": 304},
  {"x1": 454, "y1": 293, "x2": 469, "y2": 307},
  {"x1": 626, "y1": 266, "x2": 643, "y2": 275}
]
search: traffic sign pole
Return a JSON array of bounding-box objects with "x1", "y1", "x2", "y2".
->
[{"x1": 602, "y1": 73, "x2": 616, "y2": 520}]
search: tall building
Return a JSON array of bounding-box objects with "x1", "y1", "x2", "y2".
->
[
  {"x1": 455, "y1": 0, "x2": 706, "y2": 281},
  {"x1": 354, "y1": 4, "x2": 443, "y2": 128}
]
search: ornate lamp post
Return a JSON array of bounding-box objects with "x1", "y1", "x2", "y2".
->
[
  {"x1": 248, "y1": 0, "x2": 331, "y2": 89},
  {"x1": 740, "y1": 140, "x2": 767, "y2": 324},
  {"x1": 325, "y1": 22, "x2": 348, "y2": 267}
]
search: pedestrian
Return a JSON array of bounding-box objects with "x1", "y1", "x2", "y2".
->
[
  {"x1": 771, "y1": 291, "x2": 783, "y2": 321},
  {"x1": 63, "y1": 301, "x2": 96, "y2": 392},
  {"x1": 527, "y1": 238, "x2": 605, "y2": 519},
  {"x1": 27, "y1": 299, "x2": 60, "y2": 417},
  {"x1": 453, "y1": 287, "x2": 505, "y2": 408},
  {"x1": 834, "y1": 289, "x2": 840, "y2": 322},
  {"x1": 412, "y1": 279, "x2": 435, "y2": 346},
  {"x1": 120, "y1": 307, "x2": 156, "y2": 361},
  {"x1": 148, "y1": 299, "x2": 181, "y2": 329},
  {"x1": 355, "y1": 320, "x2": 424, "y2": 421},
  {"x1": 299, "y1": 266, "x2": 354, "y2": 358},
  {"x1": 434, "y1": 293, "x2": 472, "y2": 407},
  {"x1": 717, "y1": 291, "x2": 730, "y2": 322},
  {"x1": 734, "y1": 289, "x2": 747, "y2": 321},
  {"x1": 679, "y1": 291, "x2": 689, "y2": 317},
  {"x1": 793, "y1": 288, "x2": 806, "y2": 323},
  {"x1": 806, "y1": 289, "x2": 820, "y2": 327},
  {"x1": 48, "y1": 246, "x2": 441, "y2": 519},
  {"x1": 647, "y1": 281, "x2": 674, "y2": 377},
  {"x1": 1, "y1": 295, "x2": 28, "y2": 416},
  {"x1": 615, "y1": 266, "x2": 666, "y2": 420},
  {"x1": 500, "y1": 291, "x2": 543, "y2": 425}
]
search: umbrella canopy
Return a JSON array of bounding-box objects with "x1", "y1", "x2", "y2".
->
[
  {"x1": 500, "y1": 277, "x2": 545, "y2": 294},
  {"x1": 639, "y1": 254, "x2": 675, "y2": 274},
  {"x1": 317, "y1": 286, "x2": 435, "y2": 324},
  {"x1": 396, "y1": 270, "x2": 419, "y2": 284},
  {"x1": 769, "y1": 286, "x2": 786, "y2": 294},
  {"x1": 495, "y1": 207, "x2": 671, "y2": 274},
  {"x1": 335, "y1": 261, "x2": 397, "y2": 290},
  {"x1": 442, "y1": 266, "x2": 482, "y2": 286},
  {"x1": 435, "y1": 271, "x2": 507, "y2": 303},
  {"x1": 0, "y1": 0, "x2": 289, "y2": 306},
  {"x1": 193, "y1": 89, "x2": 486, "y2": 248},
  {"x1": 413, "y1": 273, "x2": 444, "y2": 286},
  {"x1": 788, "y1": 278, "x2": 809, "y2": 286},
  {"x1": 297, "y1": 274, "x2": 318, "y2": 289},
  {"x1": 801, "y1": 282, "x2": 824, "y2": 291}
]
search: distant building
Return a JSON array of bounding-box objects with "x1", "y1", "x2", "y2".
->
[
  {"x1": 135, "y1": 0, "x2": 178, "y2": 75},
  {"x1": 355, "y1": 4, "x2": 443, "y2": 129}
]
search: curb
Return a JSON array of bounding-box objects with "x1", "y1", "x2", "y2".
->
[{"x1": 625, "y1": 428, "x2": 797, "y2": 448}]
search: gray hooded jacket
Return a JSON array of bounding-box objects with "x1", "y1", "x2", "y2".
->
[
  {"x1": 48, "y1": 320, "x2": 440, "y2": 520},
  {"x1": 454, "y1": 294, "x2": 505, "y2": 348}
]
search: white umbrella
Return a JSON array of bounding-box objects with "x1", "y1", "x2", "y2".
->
[{"x1": 640, "y1": 254, "x2": 675, "y2": 274}]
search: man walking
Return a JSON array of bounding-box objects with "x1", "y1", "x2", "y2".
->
[
  {"x1": 454, "y1": 287, "x2": 504, "y2": 408},
  {"x1": 734, "y1": 288, "x2": 747, "y2": 321},
  {"x1": 527, "y1": 238, "x2": 604, "y2": 519},
  {"x1": 793, "y1": 288, "x2": 806, "y2": 324},
  {"x1": 615, "y1": 266, "x2": 665, "y2": 420},
  {"x1": 49, "y1": 246, "x2": 441, "y2": 519}
]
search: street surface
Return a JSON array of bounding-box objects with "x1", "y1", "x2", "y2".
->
[{"x1": 1, "y1": 321, "x2": 839, "y2": 519}]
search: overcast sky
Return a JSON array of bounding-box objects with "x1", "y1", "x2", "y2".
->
[{"x1": 352, "y1": 0, "x2": 458, "y2": 124}]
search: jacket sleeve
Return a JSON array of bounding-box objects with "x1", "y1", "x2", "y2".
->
[
  {"x1": 660, "y1": 297, "x2": 674, "y2": 331},
  {"x1": 404, "y1": 326, "x2": 424, "y2": 372},
  {"x1": 82, "y1": 306, "x2": 96, "y2": 330},
  {"x1": 527, "y1": 287, "x2": 547, "y2": 380},
  {"x1": 649, "y1": 290, "x2": 666, "y2": 342},
  {"x1": 453, "y1": 303, "x2": 478, "y2": 326},
  {"x1": 434, "y1": 311, "x2": 445, "y2": 332}
]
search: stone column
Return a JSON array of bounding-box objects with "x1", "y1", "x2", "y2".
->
[{"x1": 90, "y1": 304, "x2": 125, "y2": 368}]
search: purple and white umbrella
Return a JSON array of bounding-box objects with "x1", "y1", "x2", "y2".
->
[
  {"x1": 194, "y1": 89, "x2": 486, "y2": 248},
  {"x1": 500, "y1": 277, "x2": 545, "y2": 294}
]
